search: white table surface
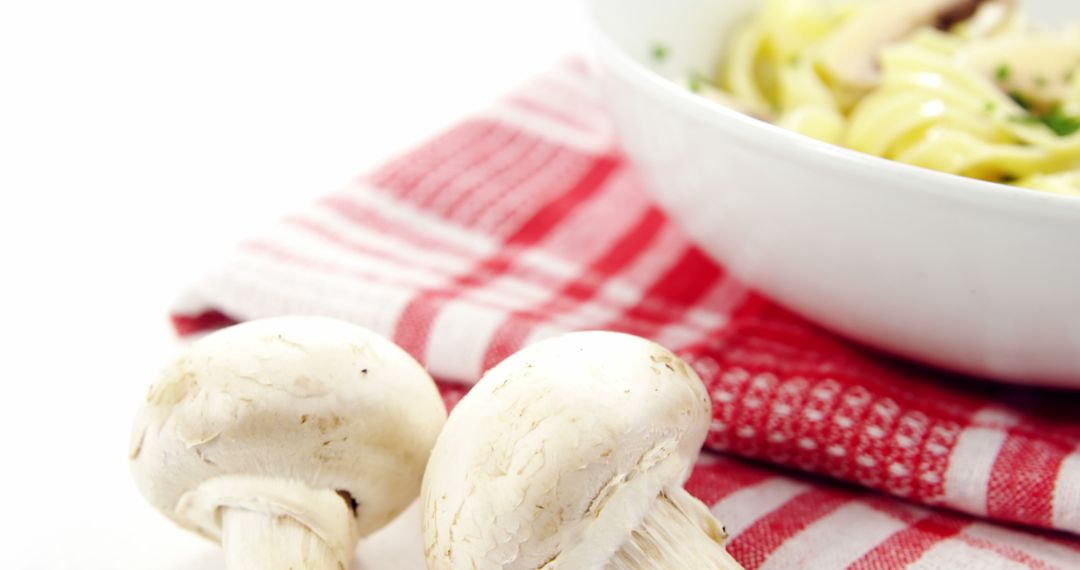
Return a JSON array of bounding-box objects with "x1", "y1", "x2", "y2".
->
[{"x1": 0, "y1": 1, "x2": 580, "y2": 567}]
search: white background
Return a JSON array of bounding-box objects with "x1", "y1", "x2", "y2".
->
[{"x1": 0, "y1": 1, "x2": 580, "y2": 567}]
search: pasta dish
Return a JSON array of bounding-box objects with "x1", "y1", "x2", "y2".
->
[{"x1": 695, "y1": 0, "x2": 1080, "y2": 196}]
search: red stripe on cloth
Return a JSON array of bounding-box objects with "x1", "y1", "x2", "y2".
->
[
  {"x1": 602, "y1": 245, "x2": 723, "y2": 337},
  {"x1": 371, "y1": 121, "x2": 502, "y2": 201},
  {"x1": 392, "y1": 155, "x2": 619, "y2": 361},
  {"x1": 242, "y1": 239, "x2": 589, "y2": 324},
  {"x1": 987, "y1": 432, "x2": 1072, "y2": 527},
  {"x1": 243, "y1": 241, "x2": 423, "y2": 292},
  {"x1": 450, "y1": 144, "x2": 568, "y2": 229},
  {"x1": 688, "y1": 299, "x2": 969, "y2": 508},
  {"x1": 848, "y1": 514, "x2": 969, "y2": 569},
  {"x1": 507, "y1": 94, "x2": 594, "y2": 132},
  {"x1": 684, "y1": 457, "x2": 774, "y2": 507},
  {"x1": 320, "y1": 193, "x2": 672, "y2": 306},
  {"x1": 697, "y1": 355, "x2": 960, "y2": 505},
  {"x1": 510, "y1": 72, "x2": 606, "y2": 117},
  {"x1": 171, "y1": 310, "x2": 237, "y2": 336},
  {"x1": 436, "y1": 380, "x2": 470, "y2": 414},
  {"x1": 393, "y1": 301, "x2": 442, "y2": 363},
  {"x1": 480, "y1": 206, "x2": 667, "y2": 370},
  {"x1": 319, "y1": 196, "x2": 482, "y2": 261},
  {"x1": 958, "y1": 533, "x2": 1059, "y2": 570},
  {"x1": 285, "y1": 217, "x2": 451, "y2": 278},
  {"x1": 418, "y1": 127, "x2": 534, "y2": 214},
  {"x1": 242, "y1": 236, "x2": 722, "y2": 339},
  {"x1": 501, "y1": 155, "x2": 619, "y2": 245},
  {"x1": 726, "y1": 489, "x2": 849, "y2": 569},
  {"x1": 862, "y1": 494, "x2": 1068, "y2": 568}
]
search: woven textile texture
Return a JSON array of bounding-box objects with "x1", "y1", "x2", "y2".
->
[{"x1": 173, "y1": 62, "x2": 1080, "y2": 569}]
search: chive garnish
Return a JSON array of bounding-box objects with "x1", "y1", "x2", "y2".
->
[{"x1": 651, "y1": 43, "x2": 669, "y2": 62}]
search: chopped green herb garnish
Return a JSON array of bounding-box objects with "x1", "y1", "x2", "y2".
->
[
  {"x1": 1008, "y1": 105, "x2": 1080, "y2": 137},
  {"x1": 996, "y1": 64, "x2": 1011, "y2": 81},
  {"x1": 688, "y1": 73, "x2": 704, "y2": 93},
  {"x1": 983, "y1": 101, "x2": 996, "y2": 114},
  {"x1": 1009, "y1": 90, "x2": 1032, "y2": 111},
  {"x1": 1009, "y1": 114, "x2": 1041, "y2": 125},
  {"x1": 1035, "y1": 75, "x2": 1049, "y2": 88},
  {"x1": 1065, "y1": 68, "x2": 1077, "y2": 83},
  {"x1": 651, "y1": 43, "x2": 669, "y2": 62},
  {"x1": 1040, "y1": 107, "x2": 1080, "y2": 136}
]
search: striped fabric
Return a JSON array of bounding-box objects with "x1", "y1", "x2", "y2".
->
[{"x1": 174, "y1": 62, "x2": 1080, "y2": 568}]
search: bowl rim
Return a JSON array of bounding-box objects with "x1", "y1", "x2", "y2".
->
[{"x1": 584, "y1": 0, "x2": 1080, "y2": 215}]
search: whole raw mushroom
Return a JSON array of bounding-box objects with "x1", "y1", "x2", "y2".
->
[
  {"x1": 421, "y1": 331, "x2": 744, "y2": 569},
  {"x1": 129, "y1": 316, "x2": 447, "y2": 569}
]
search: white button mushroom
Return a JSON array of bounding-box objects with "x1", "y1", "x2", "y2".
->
[
  {"x1": 420, "y1": 331, "x2": 744, "y2": 570},
  {"x1": 820, "y1": 0, "x2": 1016, "y2": 92},
  {"x1": 129, "y1": 316, "x2": 447, "y2": 570}
]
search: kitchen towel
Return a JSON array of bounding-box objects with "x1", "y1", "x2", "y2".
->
[{"x1": 174, "y1": 61, "x2": 1080, "y2": 568}]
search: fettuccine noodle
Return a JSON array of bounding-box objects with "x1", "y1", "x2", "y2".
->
[{"x1": 698, "y1": 0, "x2": 1080, "y2": 196}]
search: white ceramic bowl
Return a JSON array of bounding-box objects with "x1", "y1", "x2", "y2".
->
[{"x1": 585, "y1": 0, "x2": 1080, "y2": 387}]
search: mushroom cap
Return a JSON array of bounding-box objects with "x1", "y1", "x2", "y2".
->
[
  {"x1": 130, "y1": 316, "x2": 447, "y2": 539},
  {"x1": 421, "y1": 331, "x2": 712, "y2": 570}
]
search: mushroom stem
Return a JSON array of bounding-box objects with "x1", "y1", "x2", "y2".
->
[
  {"x1": 221, "y1": 508, "x2": 348, "y2": 570},
  {"x1": 609, "y1": 487, "x2": 744, "y2": 570}
]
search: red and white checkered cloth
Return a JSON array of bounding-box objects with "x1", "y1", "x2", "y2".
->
[{"x1": 173, "y1": 62, "x2": 1080, "y2": 568}]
